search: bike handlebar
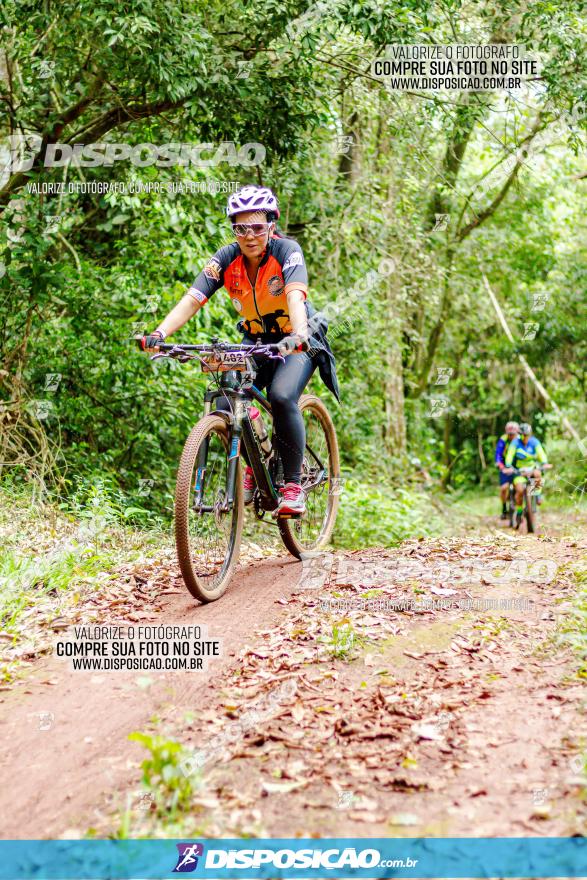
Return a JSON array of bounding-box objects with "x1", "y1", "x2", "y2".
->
[
  {"x1": 508, "y1": 464, "x2": 550, "y2": 475},
  {"x1": 135, "y1": 336, "x2": 308, "y2": 359},
  {"x1": 153, "y1": 342, "x2": 281, "y2": 353}
]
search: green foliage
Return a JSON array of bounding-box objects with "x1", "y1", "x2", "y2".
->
[
  {"x1": 0, "y1": 483, "x2": 170, "y2": 657},
  {"x1": 128, "y1": 731, "x2": 198, "y2": 815},
  {"x1": 567, "y1": 566, "x2": 587, "y2": 679},
  {"x1": 327, "y1": 621, "x2": 359, "y2": 659},
  {"x1": 0, "y1": 0, "x2": 585, "y2": 523},
  {"x1": 334, "y1": 477, "x2": 443, "y2": 547},
  {"x1": 64, "y1": 477, "x2": 158, "y2": 530},
  {"x1": 0, "y1": 546, "x2": 104, "y2": 638},
  {"x1": 0, "y1": 480, "x2": 117, "y2": 639}
]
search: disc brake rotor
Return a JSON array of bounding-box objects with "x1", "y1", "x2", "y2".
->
[{"x1": 213, "y1": 491, "x2": 227, "y2": 528}]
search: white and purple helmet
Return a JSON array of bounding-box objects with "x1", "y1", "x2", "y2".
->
[{"x1": 226, "y1": 185, "x2": 280, "y2": 220}]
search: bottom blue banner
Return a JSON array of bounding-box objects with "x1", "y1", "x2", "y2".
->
[{"x1": 0, "y1": 838, "x2": 585, "y2": 879}]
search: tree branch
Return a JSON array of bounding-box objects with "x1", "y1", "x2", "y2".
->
[
  {"x1": 425, "y1": 90, "x2": 490, "y2": 229},
  {"x1": 65, "y1": 96, "x2": 186, "y2": 145},
  {"x1": 49, "y1": 73, "x2": 107, "y2": 140},
  {"x1": 0, "y1": 93, "x2": 187, "y2": 205},
  {"x1": 455, "y1": 113, "x2": 545, "y2": 242}
]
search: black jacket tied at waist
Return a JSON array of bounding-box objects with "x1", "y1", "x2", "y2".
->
[{"x1": 304, "y1": 300, "x2": 340, "y2": 403}]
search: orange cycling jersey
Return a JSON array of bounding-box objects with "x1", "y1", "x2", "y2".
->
[{"x1": 186, "y1": 233, "x2": 308, "y2": 339}]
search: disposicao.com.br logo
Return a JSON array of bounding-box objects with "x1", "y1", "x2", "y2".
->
[
  {"x1": 181, "y1": 845, "x2": 418, "y2": 871},
  {"x1": 173, "y1": 843, "x2": 205, "y2": 873}
]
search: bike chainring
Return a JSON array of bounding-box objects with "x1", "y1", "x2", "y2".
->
[{"x1": 253, "y1": 489, "x2": 265, "y2": 519}]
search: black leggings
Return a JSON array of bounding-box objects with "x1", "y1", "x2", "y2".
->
[{"x1": 216, "y1": 351, "x2": 315, "y2": 483}]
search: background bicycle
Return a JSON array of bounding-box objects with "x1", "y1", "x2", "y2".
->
[{"x1": 508, "y1": 464, "x2": 551, "y2": 534}]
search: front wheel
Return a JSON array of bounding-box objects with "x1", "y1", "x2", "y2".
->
[
  {"x1": 525, "y1": 486, "x2": 536, "y2": 534},
  {"x1": 278, "y1": 394, "x2": 340, "y2": 559},
  {"x1": 175, "y1": 415, "x2": 244, "y2": 602},
  {"x1": 508, "y1": 485, "x2": 516, "y2": 528}
]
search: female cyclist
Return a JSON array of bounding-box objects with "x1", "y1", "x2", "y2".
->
[{"x1": 141, "y1": 185, "x2": 339, "y2": 517}]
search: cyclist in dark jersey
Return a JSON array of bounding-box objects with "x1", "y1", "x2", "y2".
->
[
  {"x1": 141, "y1": 185, "x2": 339, "y2": 517},
  {"x1": 495, "y1": 420, "x2": 519, "y2": 519}
]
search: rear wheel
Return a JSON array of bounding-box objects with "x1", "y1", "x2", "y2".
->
[
  {"x1": 278, "y1": 394, "x2": 340, "y2": 559},
  {"x1": 175, "y1": 415, "x2": 243, "y2": 602}
]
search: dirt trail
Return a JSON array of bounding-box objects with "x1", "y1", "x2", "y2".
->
[
  {"x1": 0, "y1": 511, "x2": 586, "y2": 839},
  {"x1": 0, "y1": 555, "x2": 301, "y2": 837}
]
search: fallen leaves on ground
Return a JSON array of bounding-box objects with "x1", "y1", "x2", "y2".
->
[{"x1": 137, "y1": 531, "x2": 583, "y2": 837}]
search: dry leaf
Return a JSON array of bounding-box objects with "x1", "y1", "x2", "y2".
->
[
  {"x1": 261, "y1": 779, "x2": 308, "y2": 794},
  {"x1": 291, "y1": 703, "x2": 305, "y2": 723},
  {"x1": 348, "y1": 810, "x2": 385, "y2": 823},
  {"x1": 389, "y1": 812, "x2": 421, "y2": 826},
  {"x1": 411, "y1": 722, "x2": 443, "y2": 741},
  {"x1": 430, "y1": 586, "x2": 457, "y2": 597}
]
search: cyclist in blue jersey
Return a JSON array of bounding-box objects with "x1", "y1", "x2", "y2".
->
[{"x1": 503, "y1": 422, "x2": 552, "y2": 527}]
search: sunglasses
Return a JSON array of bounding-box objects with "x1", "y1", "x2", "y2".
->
[{"x1": 232, "y1": 222, "x2": 271, "y2": 238}]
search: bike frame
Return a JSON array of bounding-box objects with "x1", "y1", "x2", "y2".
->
[
  {"x1": 509, "y1": 466, "x2": 545, "y2": 522},
  {"x1": 513, "y1": 466, "x2": 543, "y2": 493},
  {"x1": 202, "y1": 372, "x2": 279, "y2": 513},
  {"x1": 146, "y1": 339, "x2": 329, "y2": 517},
  {"x1": 200, "y1": 375, "x2": 329, "y2": 515}
]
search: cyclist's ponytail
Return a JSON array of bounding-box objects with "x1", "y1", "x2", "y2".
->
[{"x1": 270, "y1": 218, "x2": 285, "y2": 238}]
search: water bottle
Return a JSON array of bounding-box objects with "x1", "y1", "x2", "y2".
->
[{"x1": 248, "y1": 406, "x2": 272, "y2": 457}]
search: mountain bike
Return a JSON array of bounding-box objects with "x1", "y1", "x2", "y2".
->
[
  {"x1": 507, "y1": 464, "x2": 549, "y2": 534},
  {"x1": 148, "y1": 338, "x2": 340, "y2": 602}
]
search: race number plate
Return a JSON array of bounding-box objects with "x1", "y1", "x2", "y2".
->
[{"x1": 200, "y1": 352, "x2": 248, "y2": 372}]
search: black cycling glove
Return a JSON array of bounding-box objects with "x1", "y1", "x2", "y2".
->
[
  {"x1": 278, "y1": 334, "x2": 309, "y2": 355},
  {"x1": 138, "y1": 330, "x2": 165, "y2": 351}
]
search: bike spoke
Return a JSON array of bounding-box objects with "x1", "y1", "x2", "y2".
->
[
  {"x1": 293, "y1": 409, "x2": 332, "y2": 547},
  {"x1": 188, "y1": 431, "x2": 236, "y2": 586}
]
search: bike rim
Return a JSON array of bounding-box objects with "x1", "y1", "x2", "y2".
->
[
  {"x1": 187, "y1": 428, "x2": 239, "y2": 589},
  {"x1": 286, "y1": 404, "x2": 336, "y2": 550}
]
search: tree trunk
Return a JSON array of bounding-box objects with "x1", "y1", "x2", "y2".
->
[
  {"x1": 441, "y1": 412, "x2": 453, "y2": 489},
  {"x1": 414, "y1": 247, "x2": 454, "y2": 394},
  {"x1": 337, "y1": 109, "x2": 359, "y2": 182},
  {"x1": 384, "y1": 319, "x2": 407, "y2": 458},
  {"x1": 381, "y1": 166, "x2": 406, "y2": 459}
]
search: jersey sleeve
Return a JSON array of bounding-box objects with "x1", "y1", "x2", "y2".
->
[
  {"x1": 495, "y1": 437, "x2": 506, "y2": 465},
  {"x1": 186, "y1": 245, "x2": 235, "y2": 305},
  {"x1": 504, "y1": 440, "x2": 517, "y2": 467},
  {"x1": 279, "y1": 241, "x2": 308, "y2": 298},
  {"x1": 535, "y1": 440, "x2": 547, "y2": 463}
]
